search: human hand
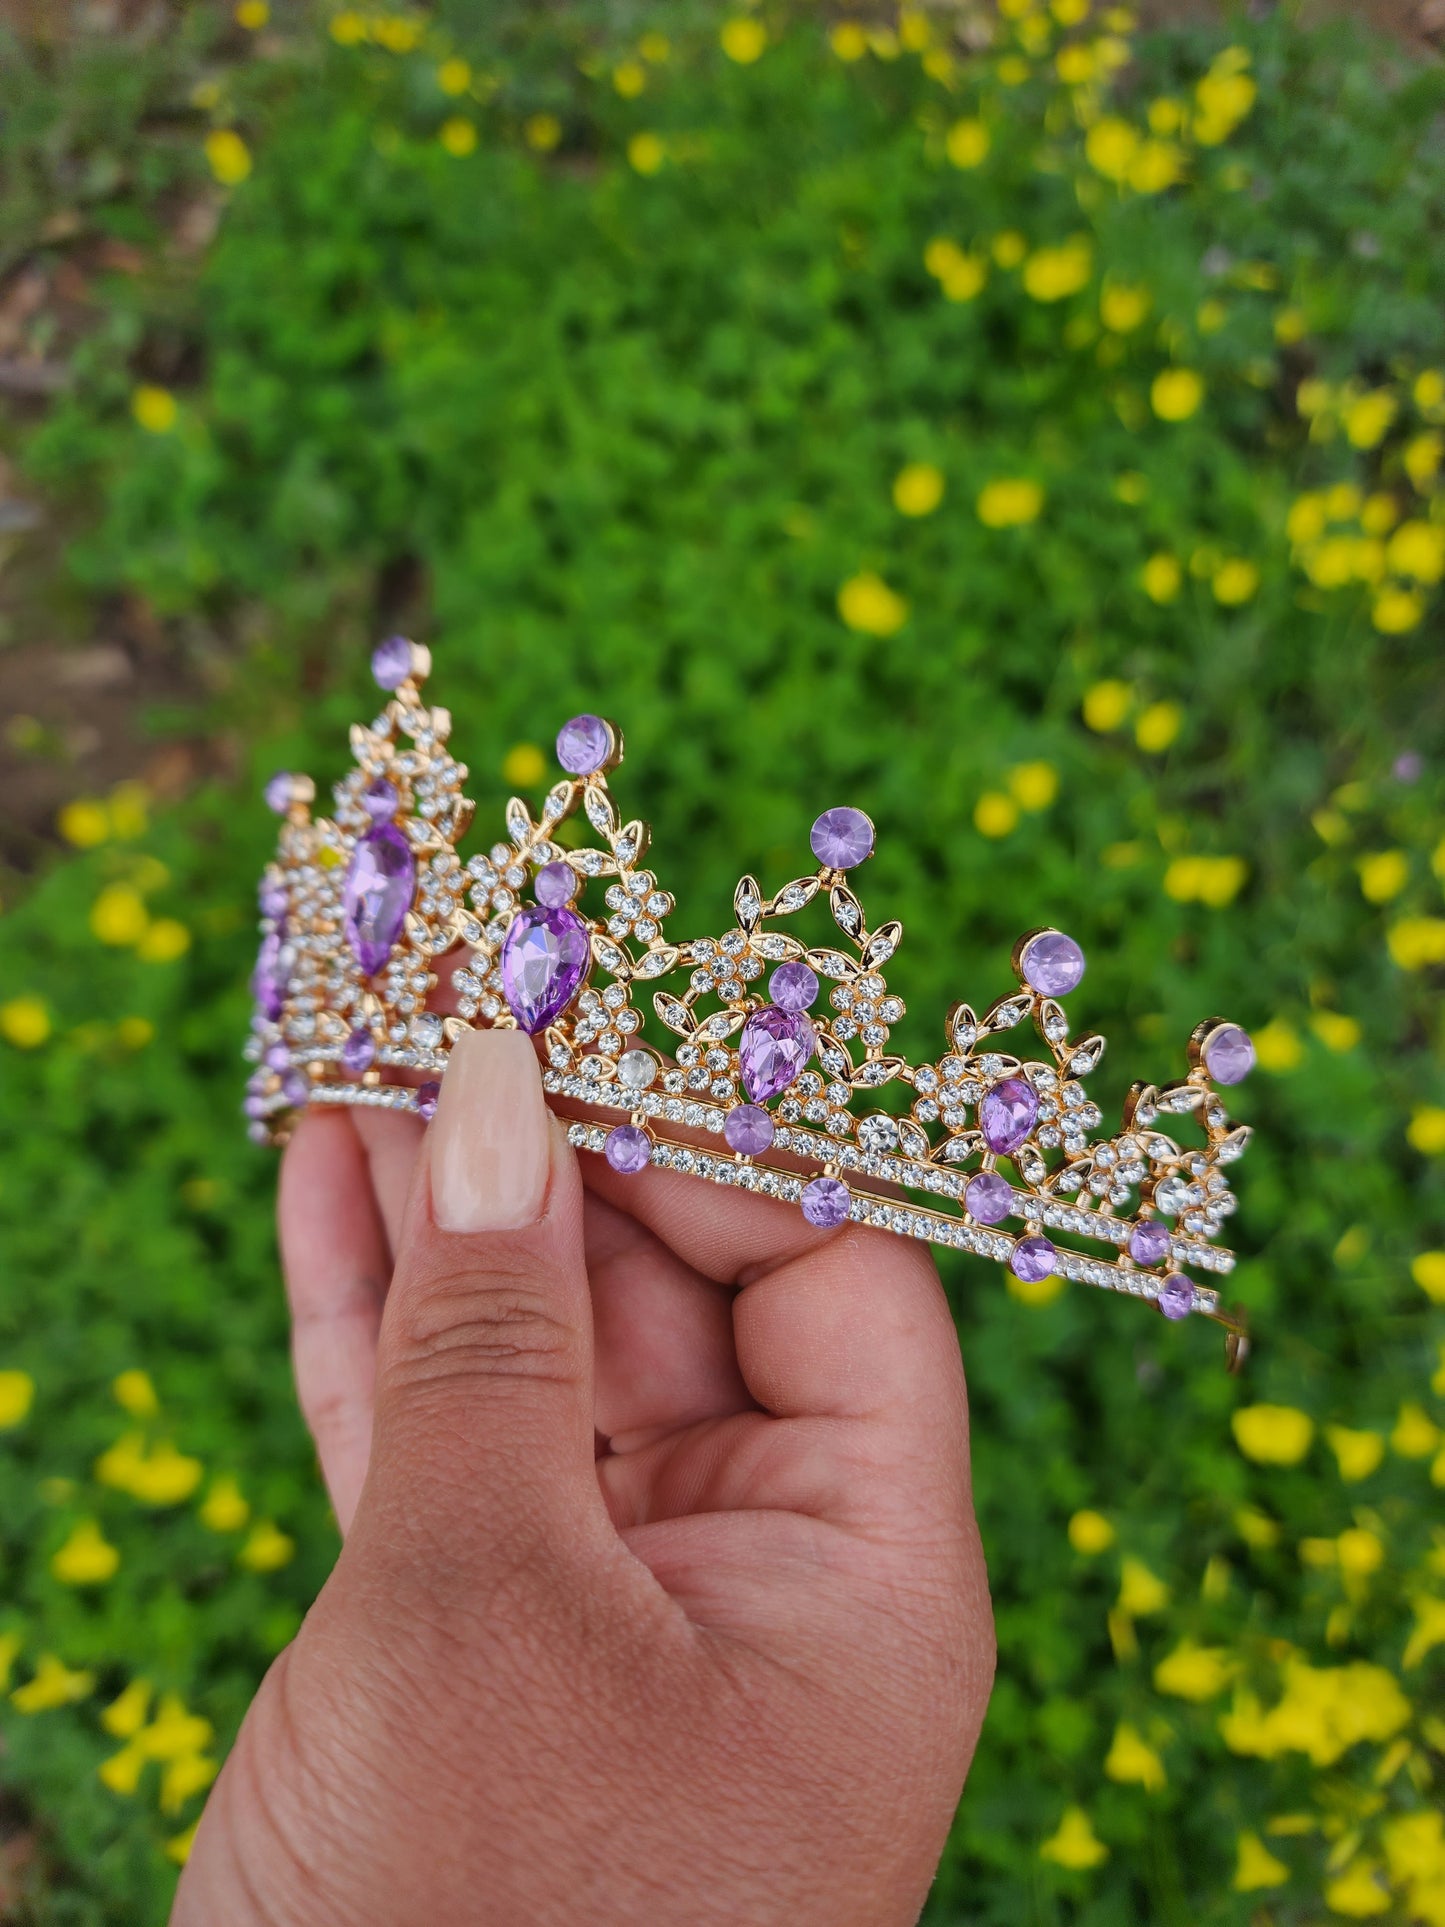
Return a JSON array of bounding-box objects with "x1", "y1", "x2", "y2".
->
[{"x1": 174, "y1": 1028, "x2": 994, "y2": 1926}]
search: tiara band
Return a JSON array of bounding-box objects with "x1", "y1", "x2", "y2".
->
[{"x1": 245, "y1": 637, "x2": 1253, "y2": 1370}]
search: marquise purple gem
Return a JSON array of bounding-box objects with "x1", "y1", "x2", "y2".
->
[
  {"x1": 361, "y1": 776, "x2": 399, "y2": 822},
  {"x1": 1203, "y1": 1023, "x2": 1255, "y2": 1086},
  {"x1": 1020, "y1": 930, "x2": 1086, "y2": 997},
  {"x1": 769, "y1": 961, "x2": 819, "y2": 1011},
  {"x1": 809, "y1": 806, "x2": 875, "y2": 871},
  {"x1": 738, "y1": 1006, "x2": 815, "y2": 1103},
  {"x1": 343, "y1": 823, "x2": 416, "y2": 977},
  {"x1": 724, "y1": 1104, "x2": 775, "y2": 1155},
  {"x1": 965, "y1": 1171, "x2": 1014, "y2": 1225},
  {"x1": 1009, "y1": 1235, "x2": 1057, "y2": 1283},
  {"x1": 979, "y1": 1077, "x2": 1039, "y2": 1156},
  {"x1": 1158, "y1": 1274, "x2": 1194, "y2": 1321},
  {"x1": 556, "y1": 714, "x2": 612, "y2": 776},
  {"x1": 1129, "y1": 1219, "x2": 1172, "y2": 1267},
  {"x1": 251, "y1": 924, "x2": 289, "y2": 1021},
  {"x1": 500, "y1": 904, "x2": 591, "y2": 1033},
  {"x1": 342, "y1": 1028, "x2": 376, "y2": 1075}
]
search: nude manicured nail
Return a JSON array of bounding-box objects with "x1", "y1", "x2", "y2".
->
[{"x1": 429, "y1": 1029, "x2": 552, "y2": 1233}]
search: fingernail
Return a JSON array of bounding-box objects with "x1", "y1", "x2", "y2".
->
[{"x1": 429, "y1": 1029, "x2": 552, "y2": 1233}]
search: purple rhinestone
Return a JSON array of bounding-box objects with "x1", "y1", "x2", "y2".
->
[
  {"x1": 499, "y1": 904, "x2": 591, "y2": 1033},
  {"x1": 342, "y1": 1028, "x2": 376, "y2": 1076},
  {"x1": 259, "y1": 880, "x2": 288, "y2": 919},
  {"x1": 1129, "y1": 1219, "x2": 1172, "y2": 1267},
  {"x1": 769, "y1": 961, "x2": 820, "y2": 1012},
  {"x1": 604, "y1": 1124, "x2": 652, "y2": 1174},
  {"x1": 1158, "y1": 1274, "x2": 1194, "y2": 1321},
  {"x1": 801, "y1": 1175, "x2": 851, "y2": 1228},
  {"x1": 342, "y1": 823, "x2": 417, "y2": 977},
  {"x1": 416, "y1": 1080, "x2": 440, "y2": 1121},
  {"x1": 251, "y1": 925, "x2": 289, "y2": 1021},
  {"x1": 281, "y1": 1070, "x2": 310, "y2": 1109},
  {"x1": 263, "y1": 771, "x2": 296, "y2": 815},
  {"x1": 979, "y1": 1077, "x2": 1039, "y2": 1156},
  {"x1": 724, "y1": 1104, "x2": 775, "y2": 1155},
  {"x1": 243, "y1": 1094, "x2": 267, "y2": 1121},
  {"x1": 1203, "y1": 1023, "x2": 1255, "y2": 1086},
  {"x1": 263, "y1": 1042, "x2": 291, "y2": 1072},
  {"x1": 809, "y1": 806, "x2": 875, "y2": 871},
  {"x1": 534, "y1": 861, "x2": 578, "y2": 908},
  {"x1": 1020, "y1": 930, "x2": 1086, "y2": 998},
  {"x1": 738, "y1": 1007, "x2": 815, "y2": 1103},
  {"x1": 555, "y1": 714, "x2": 612, "y2": 776},
  {"x1": 361, "y1": 776, "x2": 399, "y2": 821},
  {"x1": 371, "y1": 635, "x2": 416, "y2": 691},
  {"x1": 965, "y1": 1171, "x2": 1014, "y2": 1225},
  {"x1": 1009, "y1": 1235, "x2": 1057, "y2": 1283}
]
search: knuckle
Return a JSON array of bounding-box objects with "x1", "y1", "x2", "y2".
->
[{"x1": 384, "y1": 1259, "x2": 581, "y2": 1392}]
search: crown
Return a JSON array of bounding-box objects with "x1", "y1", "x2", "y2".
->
[{"x1": 245, "y1": 637, "x2": 1253, "y2": 1369}]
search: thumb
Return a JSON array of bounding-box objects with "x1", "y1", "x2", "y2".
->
[{"x1": 360, "y1": 1027, "x2": 605, "y2": 1564}]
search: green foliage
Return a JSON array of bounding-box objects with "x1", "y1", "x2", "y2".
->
[{"x1": 2, "y1": 3, "x2": 1444, "y2": 1920}]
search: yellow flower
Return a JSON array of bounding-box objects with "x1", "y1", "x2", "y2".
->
[
  {"x1": 200, "y1": 1475, "x2": 250, "y2": 1533},
  {"x1": 638, "y1": 32, "x2": 670, "y2": 62},
  {"x1": 1135, "y1": 701, "x2": 1181, "y2": 752},
  {"x1": 1193, "y1": 66, "x2": 1256, "y2": 144},
  {"x1": 372, "y1": 16, "x2": 420, "y2": 53},
  {"x1": 1163, "y1": 854, "x2": 1248, "y2": 907},
  {"x1": 1415, "y1": 367, "x2": 1445, "y2": 413},
  {"x1": 1117, "y1": 1557, "x2": 1169, "y2": 1616},
  {"x1": 1151, "y1": 368, "x2": 1204, "y2": 421},
  {"x1": 1006, "y1": 1266, "x2": 1066, "y2": 1307},
  {"x1": 720, "y1": 17, "x2": 766, "y2": 63},
  {"x1": 1250, "y1": 1018, "x2": 1303, "y2": 1071},
  {"x1": 525, "y1": 113, "x2": 562, "y2": 153},
  {"x1": 1387, "y1": 520, "x2": 1445, "y2": 584},
  {"x1": 1212, "y1": 559, "x2": 1259, "y2": 605},
  {"x1": 1361, "y1": 492, "x2": 1398, "y2": 535},
  {"x1": 1067, "y1": 1509, "x2": 1115, "y2": 1555},
  {"x1": 977, "y1": 478, "x2": 1045, "y2": 527},
  {"x1": 1404, "y1": 431, "x2": 1443, "y2": 490},
  {"x1": 97, "y1": 1433, "x2": 203, "y2": 1505},
  {"x1": 1234, "y1": 1504, "x2": 1280, "y2": 1549},
  {"x1": 107, "y1": 781, "x2": 149, "y2": 839},
  {"x1": 102, "y1": 1678, "x2": 153, "y2": 1739},
  {"x1": 1008, "y1": 761, "x2": 1058, "y2": 811},
  {"x1": 12, "y1": 1654, "x2": 95, "y2": 1713},
  {"x1": 1286, "y1": 495, "x2": 1328, "y2": 545},
  {"x1": 204, "y1": 128, "x2": 252, "y2": 186},
  {"x1": 166, "y1": 1822, "x2": 200, "y2": 1865},
  {"x1": 1402, "y1": 1595, "x2": 1445, "y2": 1669},
  {"x1": 1114, "y1": 471, "x2": 1148, "y2": 504},
  {"x1": 98, "y1": 1742, "x2": 147, "y2": 1794},
  {"x1": 436, "y1": 56, "x2": 471, "y2": 95},
  {"x1": 1324, "y1": 1861, "x2": 1390, "y2": 1917},
  {"x1": 1412, "y1": 1251, "x2": 1445, "y2": 1303},
  {"x1": 1022, "y1": 241, "x2": 1093, "y2": 303},
  {"x1": 1234, "y1": 1832, "x2": 1288, "y2": 1891},
  {"x1": 329, "y1": 10, "x2": 367, "y2": 44},
  {"x1": 1100, "y1": 281, "x2": 1150, "y2": 333},
  {"x1": 161, "y1": 1751, "x2": 218, "y2": 1813},
  {"x1": 0, "y1": 1370, "x2": 34, "y2": 1428},
  {"x1": 991, "y1": 230, "x2": 1027, "y2": 269},
  {"x1": 893, "y1": 463, "x2": 945, "y2": 517},
  {"x1": 239, "y1": 1521, "x2": 295, "y2": 1572},
  {"x1": 829, "y1": 22, "x2": 867, "y2": 60},
  {"x1": 57, "y1": 796, "x2": 110, "y2": 847},
  {"x1": 1409, "y1": 1105, "x2": 1445, "y2": 1154},
  {"x1": 945, "y1": 119, "x2": 990, "y2": 168},
  {"x1": 1051, "y1": 0, "x2": 1089, "y2": 19},
  {"x1": 439, "y1": 117, "x2": 477, "y2": 157},
  {"x1": 1155, "y1": 1640, "x2": 1236, "y2": 1701},
  {"x1": 501, "y1": 743, "x2": 547, "y2": 787},
  {"x1": 1344, "y1": 390, "x2": 1397, "y2": 450},
  {"x1": 1084, "y1": 117, "x2": 1139, "y2": 183},
  {"x1": 1220, "y1": 1659, "x2": 1408, "y2": 1766},
  {"x1": 1129, "y1": 140, "x2": 1184, "y2": 194},
  {"x1": 235, "y1": 0, "x2": 268, "y2": 25},
  {"x1": 997, "y1": 55, "x2": 1030, "y2": 85},
  {"x1": 134, "y1": 1694, "x2": 213, "y2": 1766},
  {"x1": 1082, "y1": 679, "x2": 1131, "y2": 732},
  {"x1": 898, "y1": 8, "x2": 930, "y2": 51},
  {"x1": 1104, "y1": 1722, "x2": 1166, "y2": 1791},
  {"x1": 137, "y1": 918, "x2": 191, "y2": 963},
  {"x1": 51, "y1": 1519, "x2": 120, "y2": 1587},
  {"x1": 90, "y1": 885, "x2": 149, "y2": 947},
  {"x1": 1040, "y1": 1806, "x2": 1108, "y2": 1869},
  {"x1": 974, "y1": 791, "x2": 1019, "y2": 839},
  {"x1": 1392, "y1": 1402, "x2": 1440, "y2": 1459},
  {"x1": 940, "y1": 254, "x2": 988, "y2": 303},
  {"x1": 1233, "y1": 1403, "x2": 1313, "y2": 1466},
  {"x1": 1389, "y1": 918, "x2": 1445, "y2": 971},
  {"x1": 627, "y1": 132, "x2": 665, "y2": 176},
  {"x1": 113, "y1": 1370, "x2": 158, "y2": 1418},
  {"x1": 612, "y1": 60, "x2": 646, "y2": 97},
  {"x1": 837, "y1": 572, "x2": 908, "y2": 637},
  {"x1": 0, "y1": 997, "x2": 50, "y2": 1049},
  {"x1": 131, "y1": 385, "x2": 178, "y2": 434},
  {"x1": 1274, "y1": 305, "x2": 1307, "y2": 345},
  {"x1": 1357, "y1": 849, "x2": 1409, "y2": 903},
  {"x1": 1310, "y1": 1008, "x2": 1361, "y2": 1052}
]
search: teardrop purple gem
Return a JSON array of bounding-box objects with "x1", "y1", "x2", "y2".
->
[
  {"x1": 738, "y1": 1006, "x2": 815, "y2": 1103},
  {"x1": 343, "y1": 823, "x2": 416, "y2": 977},
  {"x1": 500, "y1": 905, "x2": 591, "y2": 1033}
]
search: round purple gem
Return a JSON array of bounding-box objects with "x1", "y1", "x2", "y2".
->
[
  {"x1": 534, "y1": 861, "x2": 578, "y2": 908},
  {"x1": 1021, "y1": 930, "x2": 1086, "y2": 998},
  {"x1": 500, "y1": 904, "x2": 591, "y2": 1033},
  {"x1": 371, "y1": 635, "x2": 416, "y2": 691},
  {"x1": 416, "y1": 1080, "x2": 440, "y2": 1122},
  {"x1": 724, "y1": 1104, "x2": 775, "y2": 1155},
  {"x1": 1158, "y1": 1273, "x2": 1194, "y2": 1321},
  {"x1": 1129, "y1": 1219, "x2": 1172, "y2": 1267},
  {"x1": 1009, "y1": 1235, "x2": 1057, "y2": 1283},
  {"x1": 281, "y1": 1070, "x2": 310, "y2": 1109},
  {"x1": 263, "y1": 771, "x2": 296, "y2": 815},
  {"x1": 809, "y1": 806, "x2": 875, "y2": 871},
  {"x1": 800, "y1": 1175, "x2": 851, "y2": 1229},
  {"x1": 361, "y1": 776, "x2": 399, "y2": 822},
  {"x1": 243, "y1": 1093, "x2": 267, "y2": 1121},
  {"x1": 263, "y1": 1042, "x2": 291, "y2": 1072},
  {"x1": 965, "y1": 1171, "x2": 1014, "y2": 1225},
  {"x1": 979, "y1": 1077, "x2": 1040, "y2": 1156},
  {"x1": 738, "y1": 1006, "x2": 815, "y2": 1103},
  {"x1": 259, "y1": 879, "x2": 288, "y2": 918},
  {"x1": 769, "y1": 961, "x2": 819, "y2": 1012},
  {"x1": 604, "y1": 1124, "x2": 652, "y2": 1174},
  {"x1": 342, "y1": 1028, "x2": 376, "y2": 1076},
  {"x1": 556, "y1": 714, "x2": 612, "y2": 776},
  {"x1": 251, "y1": 925, "x2": 289, "y2": 1022},
  {"x1": 1203, "y1": 1023, "x2": 1255, "y2": 1086}
]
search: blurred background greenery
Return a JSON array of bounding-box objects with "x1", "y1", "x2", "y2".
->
[{"x1": 1, "y1": 0, "x2": 1444, "y2": 1920}]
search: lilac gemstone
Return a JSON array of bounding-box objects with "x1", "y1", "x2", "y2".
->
[
  {"x1": 738, "y1": 1006, "x2": 815, "y2": 1103},
  {"x1": 342, "y1": 1028, "x2": 376, "y2": 1076},
  {"x1": 499, "y1": 904, "x2": 591, "y2": 1033},
  {"x1": 371, "y1": 635, "x2": 416, "y2": 691},
  {"x1": 965, "y1": 1171, "x2": 1014, "y2": 1225},
  {"x1": 263, "y1": 1042, "x2": 291, "y2": 1072},
  {"x1": 801, "y1": 1175, "x2": 851, "y2": 1229},
  {"x1": 282, "y1": 1070, "x2": 310, "y2": 1109},
  {"x1": 979, "y1": 1077, "x2": 1039, "y2": 1156},
  {"x1": 251, "y1": 925, "x2": 289, "y2": 1021},
  {"x1": 343, "y1": 823, "x2": 417, "y2": 976},
  {"x1": 361, "y1": 776, "x2": 399, "y2": 822},
  {"x1": 534, "y1": 861, "x2": 578, "y2": 908},
  {"x1": 1158, "y1": 1274, "x2": 1194, "y2": 1321},
  {"x1": 1129, "y1": 1219, "x2": 1172, "y2": 1267},
  {"x1": 243, "y1": 1093, "x2": 267, "y2": 1121},
  {"x1": 1204, "y1": 1023, "x2": 1255, "y2": 1086},
  {"x1": 1021, "y1": 930, "x2": 1086, "y2": 998},
  {"x1": 416, "y1": 1080, "x2": 440, "y2": 1122},
  {"x1": 769, "y1": 961, "x2": 820, "y2": 1012},
  {"x1": 809, "y1": 806, "x2": 875, "y2": 871},
  {"x1": 724, "y1": 1104, "x2": 775, "y2": 1155},
  {"x1": 259, "y1": 880, "x2": 288, "y2": 919},
  {"x1": 1009, "y1": 1235, "x2": 1057, "y2": 1283},
  {"x1": 605, "y1": 1124, "x2": 653, "y2": 1174},
  {"x1": 556, "y1": 713, "x2": 612, "y2": 776},
  {"x1": 263, "y1": 771, "x2": 296, "y2": 815}
]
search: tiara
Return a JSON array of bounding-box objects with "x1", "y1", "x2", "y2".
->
[{"x1": 245, "y1": 637, "x2": 1253, "y2": 1369}]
